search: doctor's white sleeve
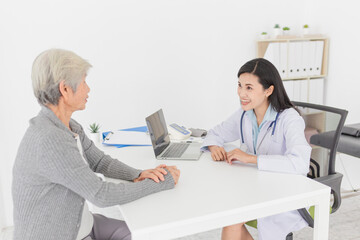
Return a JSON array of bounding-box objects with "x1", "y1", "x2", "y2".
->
[
  {"x1": 201, "y1": 110, "x2": 241, "y2": 151},
  {"x1": 257, "y1": 116, "x2": 311, "y2": 175}
]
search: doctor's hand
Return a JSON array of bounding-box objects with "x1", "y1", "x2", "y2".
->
[
  {"x1": 208, "y1": 145, "x2": 228, "y2": 161},
  {"x1": 134, "y1": 164, "x2": 168, "y2": 183},
  {"x1": 165, "y1": 166, "x2": 180, "y2": 185},
  {"x1": 226, "y1": 149, "x2": 257, "y2": 165}
]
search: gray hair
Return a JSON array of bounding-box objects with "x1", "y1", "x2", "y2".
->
[{"x1": 32, "y1": 49, "x2": 92, "y2": 106}]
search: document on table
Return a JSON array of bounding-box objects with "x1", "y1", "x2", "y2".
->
[{"x1": 103, "y1": 130, "x2": 151, "y2": 146}]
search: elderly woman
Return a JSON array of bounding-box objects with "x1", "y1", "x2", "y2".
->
[{"x1": 12, "y1": 49, "x2": 180, "y2": 240}]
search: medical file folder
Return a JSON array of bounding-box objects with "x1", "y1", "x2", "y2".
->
[
  {"x1": 102, "y1": 126, "x2": 152, "y2": 148},
  {"x1": 314, "y1": 41, "x2": 324, "y2": 75},
  {"x1": 301, "y1": 41, "x2": 311, "y2": 77},
  {"x1": 279, "y1": 42, "x2": 288, "y2": 79},
  {"x1": 263, "y1": 42, "x2": 281, "y2": 75},
  {"x1": 308, "y1": 78, "x2": 324, "y2": 104}
]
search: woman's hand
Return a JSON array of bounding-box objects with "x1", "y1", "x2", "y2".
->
[
  {"x1": 165, "y1": 166, "x2": 180, "y2": 185},
  {"x1": 226, "y1": 148, "x2": 257, "y2": 165},
  {"x1": 208, "y1": 145, "x2": 227, "y2": 161},
  {"x1": 134, "y1": 164, "x2": 168, "y2": 183}
]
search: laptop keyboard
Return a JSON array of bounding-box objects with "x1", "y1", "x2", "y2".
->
[{"x1": 162, "y1": 143, "x2": 190, "y2": 158}]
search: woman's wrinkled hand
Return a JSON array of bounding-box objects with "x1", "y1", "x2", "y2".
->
[
  {"x1": 134, "y1": 164, "x2": 168, "y2": 183},
  {"x1": 165, "y1": 166, "x2": 180, "y2": 185}
]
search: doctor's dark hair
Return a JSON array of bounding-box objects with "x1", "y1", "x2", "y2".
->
[{"x1": 237, "y1": 58, "x2": 296, "y2": 113}]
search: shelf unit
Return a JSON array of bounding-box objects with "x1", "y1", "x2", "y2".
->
[
  {"x1": 256, "y1": 35, "x2": 329, "y2": 105},
  {"x1": 256, "y1": 35, "x2": 329, "y2": 80}
]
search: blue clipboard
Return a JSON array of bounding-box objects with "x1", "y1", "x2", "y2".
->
[{"x1": 102, "y1": 126, "x2": 151, "y2": 148}]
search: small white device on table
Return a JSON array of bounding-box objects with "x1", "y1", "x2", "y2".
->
[{"x1": 167, "y1": 123, "x2": 191, "y2": 140}]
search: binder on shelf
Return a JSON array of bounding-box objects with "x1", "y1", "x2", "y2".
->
[
  {"x1": 102, "y1": 126, "x2": 151, "y2": 148},
  {"x1": 314, "y1": 41, "x2": 324, "y2": 75},
  {"x1": 293, "y1": 79, "x2": 308, "y2": 102},
  {"x1": 292, "y1": 80, "x2": 300, "y2": 101},
  {"x1": 287, "y1": 42, "x2": 297, "y2": 78},
  {"x1": 299, "y1": 79, "x2": 308, "y2": 102},
  {"x1": 307, "y1": 41, "x2": 317, "y2": 76},
  {"x1": 263, "y1": 43, "x2": 274, "y2": 61},
  {"x1": 308, "y1": 78, "x2": 324, "y2": 104},
  {"x1": 283, "y1": 80, "x2": 294, "y2": 100},
  {"x1": 301, "y1": 41, "x2": 311, "y2": 77},
  {"x1": 293, "y1": 42, "x2": 303, "y2": 78},
  {"x1": 279, "y1": 42, "x2": 288, "y2": 79},
  {"x1": 264, "y1": 42, "x2": 281, "y2": 74}
]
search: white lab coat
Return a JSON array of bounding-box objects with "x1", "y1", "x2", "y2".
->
[{"x1": 202, "y1": 107, "x2": 311, "y2": 240}]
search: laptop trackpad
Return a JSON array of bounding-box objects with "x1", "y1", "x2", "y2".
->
[{"x1": 181, "y1": 143, "x2": 202, "y2": 159}]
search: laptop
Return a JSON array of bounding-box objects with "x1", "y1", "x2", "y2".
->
[{"x1": 145, "y1": 109, "x2": 202, "y2": 160}]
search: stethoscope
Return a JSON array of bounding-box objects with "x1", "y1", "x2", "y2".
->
[{"x1": 240, "y1": 111, "x2": 280, "y2": 146}]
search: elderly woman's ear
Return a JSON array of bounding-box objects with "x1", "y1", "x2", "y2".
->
[{"x1": 59, "y1": 80, "x2": 72, "y2": 101}]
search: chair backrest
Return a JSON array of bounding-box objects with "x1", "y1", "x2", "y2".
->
[
  {"x1": 292, "y1": 101, "x2": 348, "y2": 175},
  {"x1": 292, "y1": 102, "x2": 348, "y2": 227}
]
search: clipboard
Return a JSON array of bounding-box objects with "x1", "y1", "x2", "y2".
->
[{"x1": 102, "y1": 126, "x2": 152, "y2": 148}]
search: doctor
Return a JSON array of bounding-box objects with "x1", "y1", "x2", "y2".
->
[{"x1": 201, "y1": 58, "x2": 311, "y2": 240}]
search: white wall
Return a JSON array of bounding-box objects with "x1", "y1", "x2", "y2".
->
[
  {"x1": 0, "y1": 179, "x2": 5, "y2": 229},
  {"x1": 0, "y1": 0, "x2": 359, "y2": 227}
]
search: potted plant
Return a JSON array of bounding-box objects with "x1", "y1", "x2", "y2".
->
[
  {"x1": 273, "y1": 24, "x2": 281, "y2": 37},
  {"x1": 260, "y1": 32, "x2": 268, "y2": 39},
  {"x1": 89, "y1": 123, "x2": 101, "y2": 143},
  {"x1": 303, "y1": 24, "x2": 310, "y2": 35},
  {"x1": 282, "y1": 26, "x2": 290, "y2": 35}
]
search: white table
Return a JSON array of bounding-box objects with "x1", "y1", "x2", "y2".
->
[{"x1": 100, "y1": 145, "x2": 330, "y2": 240}]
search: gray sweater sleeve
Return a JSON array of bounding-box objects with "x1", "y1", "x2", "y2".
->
[{"x1": 38, "y1": 130, "x2": 175, "y2": 208}]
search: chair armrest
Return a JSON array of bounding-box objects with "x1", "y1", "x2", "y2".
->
[
  {"x1": 314, "y1": 172, "x2": 343, "y2": 213},
  {"x1": 298, "y1": 172, "x2": 343, "y2": 228}
]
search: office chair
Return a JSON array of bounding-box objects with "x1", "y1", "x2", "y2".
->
[
  {"x1": 246, "y1": 102, "x2": 348, "y2": 240},
  {"x1": 293, "y1": 102, "x2": 347, "y2": 230}
]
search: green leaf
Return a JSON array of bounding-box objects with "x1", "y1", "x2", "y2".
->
[{"x1": 88, "y1": 123, "x2": 100, "y2": 133}]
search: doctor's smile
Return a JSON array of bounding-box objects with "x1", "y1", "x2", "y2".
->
[{"x1": 240, "y1": 99, "x2": 250, "y2": 106}]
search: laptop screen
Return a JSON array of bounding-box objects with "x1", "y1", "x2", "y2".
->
[{"x1": 145, "y1": 109, "x2": 170, "y2": 156}]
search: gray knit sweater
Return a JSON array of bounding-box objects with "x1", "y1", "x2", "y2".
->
[{"x1": 12, "y1": 106, "x2": 175, "y2": 240}]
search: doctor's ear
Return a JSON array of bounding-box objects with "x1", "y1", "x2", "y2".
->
[{"x1": 265, "y1": 85, "x2": 274, "y2": 97}]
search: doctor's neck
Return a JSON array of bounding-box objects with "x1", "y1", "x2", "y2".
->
[{"x1": 253, "y1": 101, "x2": 270, "y2": 126}]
